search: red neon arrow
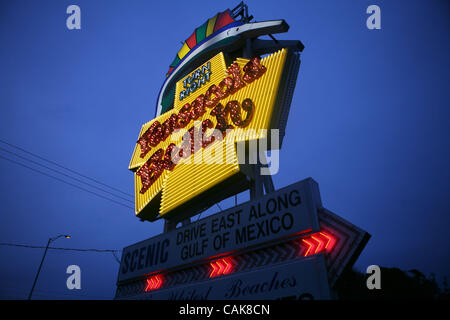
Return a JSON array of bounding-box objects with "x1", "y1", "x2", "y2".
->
[
  {"x1": 311, "y1": 235, "x2": 325, "y2": 254},
  {"x1": 320, "y1": 231, "x2": 336, "y2": 251},
  {"x1": 209, "y1": 257, "x2": 234, "y2": 278},
  {"x1": 145, "y1": 275, "x2": 163, "y2": 292},
  {"x1": 209, "y1": 261, "x2": 219, "y2": 278},
  {"x1": 223, "y1": 258, "x2": 232, "y2": 274},
  {"x1": 301, "y1": 231, "x2": 336, "y2": 257},
  {"x1": 302, "y1": 238, "x2": 316, "y2": 257},
  {"x1": 218, "y1": 260, "x2": 225, "y2": 275},
  {"x1": 145, "y1": 278, "x2": 153, "y2": 291},
  {"x1": 154, "y1": 275, "x2": 161, "y2": 289}
]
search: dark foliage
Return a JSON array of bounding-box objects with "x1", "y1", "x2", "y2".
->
[{"x1": 334, "y1": 266, "x2": 449, "y2": 300}]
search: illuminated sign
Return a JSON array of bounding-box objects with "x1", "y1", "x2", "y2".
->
[
  {"x1": 178, "y1": 61, "x2": 211, "y2": 100},
  {"x1": 115, "y1": 178, "x2": 370, "y2": 299},
  {"x1": 118, "y1": 4, "x2": 370, "y2": 301},
  {"x1": 129, "y1": 256, "x2": 332, "y2": 300},
  {"x1": 129, "y1": 50, "x2": 290, "y2": 221},
  {"x1": 117, "y1": 178, "x2": 322, "y2": 282}
]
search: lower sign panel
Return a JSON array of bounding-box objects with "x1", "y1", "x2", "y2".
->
[
  {"x1": 120, "y1": 255, "x2": 331, "y2": 300},
  {"x1": 118, "y1": 178, "x2": 321, "y2": 282}
]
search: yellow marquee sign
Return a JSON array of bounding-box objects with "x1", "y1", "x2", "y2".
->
[{"x1": 129, "y1": 49, "x2": 288, "y2": 221}]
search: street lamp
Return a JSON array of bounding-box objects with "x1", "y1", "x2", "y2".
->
[{"x1": 27, "y1": 234, "x2": 71, "y2": 300}]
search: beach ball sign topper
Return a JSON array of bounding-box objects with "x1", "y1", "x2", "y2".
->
[{"x1": 129, "y1": 4, "x2": 304, "y2": 222}]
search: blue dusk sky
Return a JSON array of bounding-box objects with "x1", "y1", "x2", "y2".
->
[{"x1": 0, "y1": 0, "x2": 449, "y2": 299}]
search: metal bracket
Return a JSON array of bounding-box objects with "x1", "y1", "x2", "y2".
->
[{"x1": 164, "y1": 217, "x2": 191, "y2": 232}]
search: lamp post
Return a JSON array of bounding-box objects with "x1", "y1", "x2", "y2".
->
[{"x1": 27, "y1": 234, "x2": 70, "y2": 300}]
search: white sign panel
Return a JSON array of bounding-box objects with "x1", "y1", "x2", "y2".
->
[
  {"x1": 121, "y1": 255, "x2": 330, "y2": 300},
  {"x1": 118, "y1": 178, "x2": 322, "y2": 283}
]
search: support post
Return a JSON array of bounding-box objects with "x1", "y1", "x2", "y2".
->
[{"x1": 28, "y1": 238, "x2": 51, "y2": 300}]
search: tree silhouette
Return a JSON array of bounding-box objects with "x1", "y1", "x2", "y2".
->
[{"x1": 334, "y1": 266, "x2": 448, "y2": 300}]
